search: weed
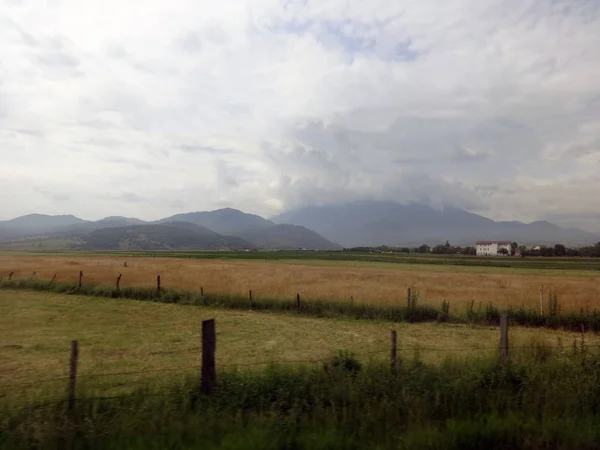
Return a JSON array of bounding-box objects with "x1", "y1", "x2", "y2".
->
[{"x1": 547, "y1": 290, "x2": 560, "y2": 317}]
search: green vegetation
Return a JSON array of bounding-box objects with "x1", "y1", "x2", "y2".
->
[
  {"x1": 84, "y1": 222, "x2": 252, "y2": 251},
  {"x1": 7, "y1": 289, "x2": 591, "y2": 404},
  {"x1": 5, "y1": 249, "x2": 600, "y2": 273},
  {"x1": 3, "y1": 288, "x2": 600, "y2": 449},
  {"x1": 2, "y1": 278, "x2": 600, "y2": 332},
  {"x1": 4, "y1": 348, "x2": 600, "y2": 449}
]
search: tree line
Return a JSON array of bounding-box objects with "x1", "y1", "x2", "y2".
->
[{"x1": 345, "y1": 242, "x2": 600, "y2": 257}]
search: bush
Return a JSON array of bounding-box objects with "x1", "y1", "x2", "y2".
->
[{"x1": 326, "y1": 350, "x2": 362, "y2": 375}]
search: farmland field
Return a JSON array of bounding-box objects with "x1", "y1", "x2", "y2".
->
[
  {"x1": 4, "y1": 269, "x2": 600, "y2": 449},
  {"x1": 1, "y1": 290, "x2": 596, "y2": 403},
  {"x1": 1, "y1": 253, "x2": 600, "y2": 313}
]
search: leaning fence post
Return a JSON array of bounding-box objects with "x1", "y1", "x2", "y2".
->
[
  {"x1": 407, "y1": 287, "x2": 412, "y2": 308},
  {"x1": 116, "y1": 274, "x2": 122, "y2": 291},
  {"x1": 78, "y1": 271, "x2": 83, "y2": 288},
  {"x1": 391, "y1": 329, "x2": 397, "y2": 373},
  {"x1": 249, "y1": 290, "x2": 254, "y2": 307},
  {"x1": 49, "y1": 274, "x2": 57, "y2": 287},
  {"x1": 157, "y1": 275, "x2": 161, "y2": 295},
  {"x1": 201, "y1": 319, "x2": 216, "y2": 395},
  {"x1": 200, "y1": 286, "x2": 204, "y2": 297},
  {"x1": 8, "y1": 272, "x2": 13, "y2": 280},
  {"x1": 68, "y1": 340, "x2": 79, "y2": 414},
  {"x1": 296, "y1": 293, "x2": 301, "y2": 309},
  {"x1": 540, "y1": 285, "x2": 544, "y2": 315},
  {"x1": 499, "y1": 313, "x2": 509, "y2": 366}
]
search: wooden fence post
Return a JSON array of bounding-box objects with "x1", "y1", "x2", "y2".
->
[
  {"x1": 30, "y1": 271, "x2": 36, "y2": 280},
  {"x1": 78, "y1": 271, "x2": 83, "y2": 288},
  {"x1": 407, "y1": 287, "x2": 412, "y2": 308},
  {"x1": 249, "y1": 290, "x2": 254, "y2": 307},
  {"x1": 201, "y1": 319, "x2": 216, "y2": 395},
  {"x1": 296, "y1": 293, "x2": 301, "y2": 309},
  {"x1": 540, "y1": 285, "x2": 544, "y2": 315},
  {"x1": 49, "y1": 274, "x2": 57, "y2": 287},
  {"x1": 391, "y1": 329, "x2": 397, "y2": 373},
  {"x1": 116, "y1": 274, "x2": 122, "y2": 291},
  {"x1": 157, "y1": 275, "x2": 161, "y2": 295},
  {"x1": 200, "y1": 286, "x2": 204, "y2": 297},
  {"x1": 8, "y1": 272, "x2": 13, "y2": 280},
  {"x1": 499, "y1": 313, "x2": 509, "y2": 366},
  {"x1": 68, "y1": 340, "x2": 79, "y2": 414}
]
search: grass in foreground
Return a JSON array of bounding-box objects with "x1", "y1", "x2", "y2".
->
[
  {"x1": 3, "y1": 348, "x2": 600, "y2": 449},
  {"x1": 2, "y1": 289, "x2": 596, "y2": 405}
]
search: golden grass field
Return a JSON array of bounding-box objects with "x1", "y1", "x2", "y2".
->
[
  {"x1": 1, "y1": 254, "x2": 600, "y2": 313},
  {"x1": 2, "y1": 290, "x2": 596, "y2": 405}
]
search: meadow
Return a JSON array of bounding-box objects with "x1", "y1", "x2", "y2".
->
[
  {"x1": 1, "y1": 253, "x2": 600, "y2": 314},
  {"x1": 3, "y1": 289, "x2": 595, "y2": 397},
  {"x1": 3, "y1": 290, "x2": 600, "y2": 449}
]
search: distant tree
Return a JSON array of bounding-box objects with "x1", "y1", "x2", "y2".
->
[
  {"x1": 511, "y1": 242, "x2": 518, "y2": 256},
  {"x1": 399, "y1": 247, "x2": 411, "y2": 253},
  {"x1": 445, "y1": 240, "x2": 451, "y2": 249},
  {"x1": 554, "y1": 244, "x2": 567, "y2": 257},
  {"x1": 566, "y1": 248, "x2": 580, "y2": 257},
  {"x1": 432, "y1": 244, "x2": 447, "y2": 254},
  {"x1": 498, "y1": 248, "x2": 509, "y2": 255},
  {"x1": 462, "y1": 246, "x2": 476, "y2": 256},
  {"x1": 518, "y1": 245, "x2": 528, "y2": 256},
  {"x1": 418, "y1": 244, "x2": 431, "y2": 254},
  {"x1": 540, "y1": 247, "x2": 555, "y2": 257}
]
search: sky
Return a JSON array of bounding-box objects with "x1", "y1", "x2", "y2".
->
[{"x1": 1, "y1": 0, "x2": 599, "y2": 231}]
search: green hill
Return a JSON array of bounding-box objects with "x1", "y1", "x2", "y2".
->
[{"x1": 83, "y1": 222, "x2": 252, "y2": 250}]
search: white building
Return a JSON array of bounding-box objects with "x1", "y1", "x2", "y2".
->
[{"x1": 476, "y1": 241, "x2": 512, "y2": 256}]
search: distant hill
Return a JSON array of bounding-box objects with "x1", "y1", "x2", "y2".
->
[
  {"x1": 158, "y1": 208, "x2": 340, "y2": 250},
  {"x1": 0, "y1": 214, "x2": 85, "y2": 241},
  {"x1": 83, "y1": 222, "x2": 251, "y2": 250},
  {"x1": 241, "y1": 224, "x2": 341, "y2": 250},
  {"x1": 0, "y1": 209, "x2": 339, "y2": 251},
  {"x1": 5, "y1": 202, "x2": 590, "y2": 250},
  {"x1": 272, "y1": 201, "x2": 600, "y2": 247},
  {"x1": 65, "y1": 216, "x2": 148, "y2": 235},
  {"x1": 160, "y1": 208, "x2": 273, "y2": 236}
]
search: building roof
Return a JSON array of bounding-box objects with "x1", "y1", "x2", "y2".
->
[{"x1": 476, "y1": 241, "x2": 511, "y2": 245}]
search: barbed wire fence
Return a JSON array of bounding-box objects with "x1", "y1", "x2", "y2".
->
[{"x1": 2, "y1": 314, "x2": 595, "y2": 417}]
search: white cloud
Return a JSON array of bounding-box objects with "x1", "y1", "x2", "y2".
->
[{"x1": 0, "y1": 0, "x2": 599, "y2": 231}]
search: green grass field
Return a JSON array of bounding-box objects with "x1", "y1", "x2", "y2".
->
[
  {"x1": 3, "y1": 290, "x2": 600, "y2": 449},
  {"x1": 4, "y1": 249, "x2": 600, "y2": 274},
  {"x1": 2, "y1": 290, "x2": 596, "y2": 403}
]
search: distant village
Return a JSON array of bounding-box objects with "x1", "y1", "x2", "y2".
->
[{"x1": 345, "y1": 241, "x2": 600, "y2": 257}]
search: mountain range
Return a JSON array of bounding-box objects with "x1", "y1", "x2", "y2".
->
[
  {"x1": 272, "y1": 201, "x2": 600, "y2": 247},
  {"x1": 0, "y1": 209, "x2": 341, "y2": 251},
  {"x1": 0, "y1": 202, "x2": 598, "y2": 251}
]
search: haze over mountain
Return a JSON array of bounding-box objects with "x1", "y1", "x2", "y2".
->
[{"x1": 272, "y1": 201, "x2": 600, "y2": 248}]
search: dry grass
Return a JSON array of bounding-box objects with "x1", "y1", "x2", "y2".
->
[
  {"x1": 1, "y1": 254, "x2": 600, "y2": 313},
  {"x1": 2, "y1": 290, "x2": 595, "y2": 404}
]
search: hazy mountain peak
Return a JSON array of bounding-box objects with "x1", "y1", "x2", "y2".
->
[{"x1": 272, "y1": 201, "x2": 599, "y2": 247}]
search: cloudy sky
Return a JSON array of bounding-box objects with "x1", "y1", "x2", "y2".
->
[{"x1": 1, "y1": 0, "x2": 599, "y2": 230}]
